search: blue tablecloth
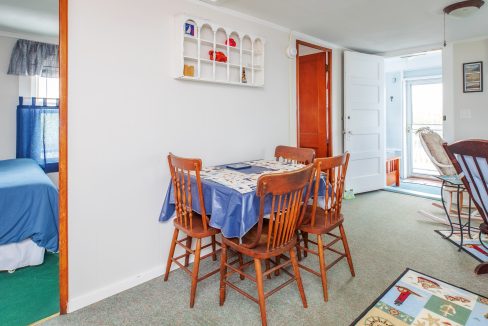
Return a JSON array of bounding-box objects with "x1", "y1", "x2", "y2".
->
[{"x1": 159, "y1": 163, "x2": 326, "y2": 238}]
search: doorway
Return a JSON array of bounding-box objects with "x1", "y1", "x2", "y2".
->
[
  {"x1": 384, "y1": 50, "x2": 443, "y2": 198},
  {"x1": 406, "y1": 78, "x2": 443, "y2": 176},
  {"x1": 296, "y1": 40, "x2": 332, "y2": 158},
  {"x1": 0, "y1": 0, "x2": 67, "y2": 323}
]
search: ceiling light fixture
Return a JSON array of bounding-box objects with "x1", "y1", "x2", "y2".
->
[{"x1": 443, "y1": 0, "x2": 485, "y2": 46}]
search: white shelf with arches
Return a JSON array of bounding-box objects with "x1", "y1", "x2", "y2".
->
[{"x1": 174, "y1": 15, "x2": 265, "y2": 87}]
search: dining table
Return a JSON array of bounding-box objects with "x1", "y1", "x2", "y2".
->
[{"x1": 159, "y1": 159, "x2": 327, "y2": 239}]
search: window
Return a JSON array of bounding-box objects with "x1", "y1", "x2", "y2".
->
[
  {"x1": 17, "y1": 76, "x2": 60, "y2": 173},
  {"x1": 37, "y1": 76, "x2": 59, "y2": 99},
  {"x1": 19, "y1": 76, "x2": 60, "y2": 102}
]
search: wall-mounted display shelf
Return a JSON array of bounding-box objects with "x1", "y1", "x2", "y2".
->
[{"x1": 174, "y1": 15, "x2": 265, "y2": 87}]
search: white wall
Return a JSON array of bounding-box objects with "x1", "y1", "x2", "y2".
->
[
  {"x1": 451, "y1": 38, "x2": 488, "y2": 140},
  {"x1": 67, "y1": 0, "x2": 344, "y2": 311},
  {"x1": 0, "y1": 35, "x2": 19, "y2": 160}
]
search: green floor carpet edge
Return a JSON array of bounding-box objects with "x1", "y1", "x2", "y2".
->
[{"x1": 0, "y1": 253, "x2": 59, "y2": 326}]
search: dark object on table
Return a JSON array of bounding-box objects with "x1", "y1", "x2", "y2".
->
[
  {"x1": 296, "y1": 152, "x2": 355, "y2": 302},
  {"x1": 226, "y1": 163, "x2": 251, "y2": 170},
  {"x1": 274, "y1": 145, "x2": 315, "y2": 164},
  {"x1": 443, "y1": 140, "x2": 488, "y2": 275},
  {"x1": 219, "y1": 165, "x2": 314, "y2": 326},
  {"x1": 164, "y1": 153, "x2": 223, "y2": 308}
]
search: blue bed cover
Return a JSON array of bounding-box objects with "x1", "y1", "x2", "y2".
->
[{"x1": 0, "y1": 159, "x2": 59, "y2": 252}]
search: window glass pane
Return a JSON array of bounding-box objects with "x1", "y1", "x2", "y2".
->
[{"x1": 37, "y1": 77, "x2": 59, "y2": 99}]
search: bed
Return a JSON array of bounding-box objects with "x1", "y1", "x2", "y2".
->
[{"x1": 0, "y1": 159, "x2": 59, "y2": 271}]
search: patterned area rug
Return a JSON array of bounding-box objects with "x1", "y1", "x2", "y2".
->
[
  {"x1": 435, "y1": 230, "x2": 488, "y2": 262},
  {"x1": 352, "y1": 269, "x2": 488, "y2": 325}
]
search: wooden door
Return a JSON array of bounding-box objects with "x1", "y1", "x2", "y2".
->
[{"x1": 298, "y1": 52, "x2": 329, "y2": 158}]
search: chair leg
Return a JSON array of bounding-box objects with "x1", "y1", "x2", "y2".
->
[
  {"x1": 184, "y1": 236, "x2": 193, "y2": 267},
  {"x1": 254, "y1": 259, "x2": 267, "y2": 326},
  {"x1": 303, "y1": 232, "x2": 309, "y2": 258},
  {"x1": 459, "y1": 191, "x2": 464, "y2": 212},
  {"x1": 339, "y1": 224, "x2": 355, "y2": 277},
  {"x1": 211, "y1": 235, "x2": 217, "y2": 261},
  {"x1": 295, "y1": 231, "x2": 303, "y2": 261},
  {"x1": 164, "y1": 228, "x2": 179, "y2": 282},
  {"x1": 290, "y1": 248, "x2": 307, "y2": 308},
  {"x1": 219, "y1": 242, "x2": 228, "y2": 306},
  {"x1": 189, "y1": 238, "x2": 202, "y2": 308},
  {"x1": 237, "y1": 253, "x2": 245, "y2": 280},
  {"x1": 274, "y1": 257, "x2": 281, "y2": 276},
  {"x1": 317, "y1": 234, "x2": 329, "y2": 302},
  {"x1": 265, "y1": 260, "x2": 272, "y2": 279}
]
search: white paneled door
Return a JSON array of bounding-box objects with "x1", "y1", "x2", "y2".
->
[{"x1": 344, "y1": 51, "x2": 385, "y2": 194}]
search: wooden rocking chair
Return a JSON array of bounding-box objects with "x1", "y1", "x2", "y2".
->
[{"x1": 444, "y1": 140, "x2": 488, "y2": 275}]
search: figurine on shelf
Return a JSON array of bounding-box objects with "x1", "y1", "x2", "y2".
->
[
  {"x1": 225, "y1": 38, "x2": 237, "y2": 47},
  {"x1": 183, "y1": 64, "x2": 195, "y2": 77},
  {"x1": 241, "y1": 67, "x2": 247, "y2": 84},
  {"x1": 209, "y1": 50, "x2": 228, "y2": 62}
]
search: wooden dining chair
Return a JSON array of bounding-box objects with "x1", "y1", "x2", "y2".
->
[
  {"x1": 443, "y1": 140, "x2": 488, "y2": 275},
  {"x1": 296, "y1": 153, "x2": 355, "y2": 302},
  {"x1": 219, "y1": 165, "x2": 314, "y2": 326},
  {"x1": 163, "y1": 153, "x2": 221, "y2": 308},
  {"x1": 274, "y1": 145, "x2": 315, "y2": 164}
]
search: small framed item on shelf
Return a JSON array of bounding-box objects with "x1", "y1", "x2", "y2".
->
[
  {"x1": 183, "y1": 64, "x2": 195, "y2": 77},
  {"x1": 184, "y1": 22, "x2": 195, "y2": 36}
]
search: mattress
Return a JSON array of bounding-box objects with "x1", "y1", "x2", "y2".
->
[
  {"x1": 0, "y1": 239, "x2": 45, "y2": 271},
  {"x1": 0, "y1": 159, "x2": 59, "y2": 252}
]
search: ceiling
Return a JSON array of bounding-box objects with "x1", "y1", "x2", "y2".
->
[
  {"x1": 0, "y1": 0, "x2": 58, "y2": 37},
  {"x1": 215, "y1": 0, "x2": 488, "y2": 53}
]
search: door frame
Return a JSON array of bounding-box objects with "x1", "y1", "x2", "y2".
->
[
  {"x1": 404, "y1": 76, "x2": 442, "y2": 178},
  {"x1": 59, "y1": 0, "x2": 69, "y2": 315},
  {"x1": 295, "y1": 40, "x2": 333, "y2": 157}
]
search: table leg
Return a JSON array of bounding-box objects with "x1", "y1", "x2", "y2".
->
[
  {"x1": 441, "y1": 181, "x2": 454, "y2": 239},
  {"x1": 468, "y1": 196, "x2": 473, "y2": 239},
  {"x1": 456, "y1": 186, "x2": 464, "y2": 252}
]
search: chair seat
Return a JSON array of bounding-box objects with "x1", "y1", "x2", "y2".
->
[
  {"x1": 173, "y1": 212, "x2": 220, "y2": 238},
  {"x1": 299, "y1": 207, "x2": 344, "y2": 234},
  {"x1": 222, "y1": 220, "x2": 297, "y2": 259}
]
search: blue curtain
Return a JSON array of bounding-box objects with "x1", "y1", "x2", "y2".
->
[{"x1": 16, "y1": 97, "x2": 59, "y2": 173}]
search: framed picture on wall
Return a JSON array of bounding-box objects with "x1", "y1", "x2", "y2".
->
[{"x1": 463, "y1": 61, "x2": 483, "y2": 93}]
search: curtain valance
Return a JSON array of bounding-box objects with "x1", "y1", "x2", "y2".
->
[{"x1": 8, "y1": 39, "x2": 59, "y2": 78}]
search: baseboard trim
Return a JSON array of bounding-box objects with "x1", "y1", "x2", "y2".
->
[
  {"x1": 67, "y1": 245, "x2": 212, "y2": 313},
  {"x1": 67, "y1": 265, "x2": 164, "y2": 312}
]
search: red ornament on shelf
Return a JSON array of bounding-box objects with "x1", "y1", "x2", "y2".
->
[
  {"x1": 209, "y1": 50, "x2": 228, "y2": 63},
  {"x1": 225, "y1": 38, "x2": 237, "y2": 47}
]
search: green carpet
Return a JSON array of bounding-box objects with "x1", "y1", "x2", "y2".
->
[
  {"x1": 45, "y1": 191, "x2": 488, "y2": 326},
  {"x1": 0, "y1": 253, "x2": 59, "y2": 326}
]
